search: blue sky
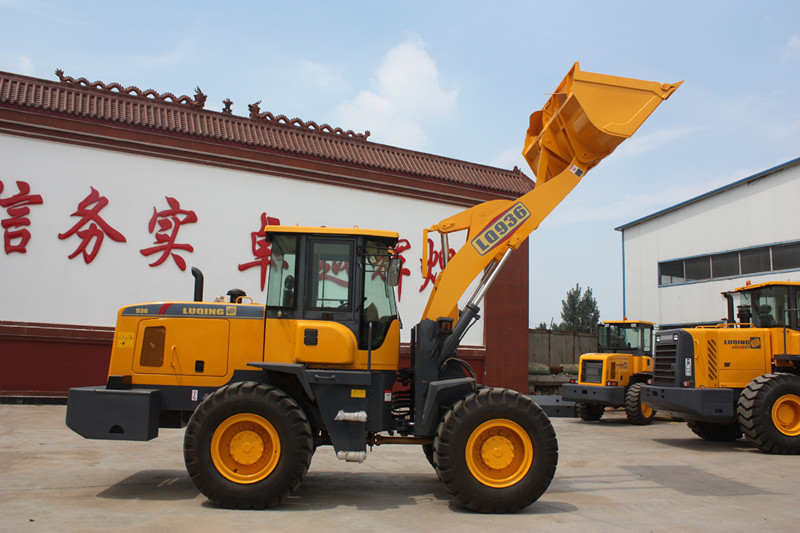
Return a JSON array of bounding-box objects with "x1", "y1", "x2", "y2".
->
[{"x1": 2, "y1": 0, "x2": 799, "y2": 326}]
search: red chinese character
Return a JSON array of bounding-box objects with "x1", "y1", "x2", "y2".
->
[
  {"x1": 140, "y1": 196, "x2": 197, "y2": 270},
  {"x1": 319, "y1": 260, "x2": 350, "y2": 287},
  {"x1": 0, "y1": 180, "x2": 44, "y2": 254},
  {"x1": 58, "y1": 187, "x2": 126, "y2": 264},
  {"x1": 393, "y1": 239, "x2": 412, "y2": 301},
  {"x1": 419, "y1": 237, "x2": 455, "y2": 292},
  {"x1": 237, "y1": 212, "x2": 282, "y2": 290}
]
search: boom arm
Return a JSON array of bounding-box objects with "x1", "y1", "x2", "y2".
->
[{"x1": 422, "y1": 62, "x2": 681, "y2": 323}]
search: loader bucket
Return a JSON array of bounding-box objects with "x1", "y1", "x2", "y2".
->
[{"x1": 523, "y1": 62, "x2": 681, "y2": 183}]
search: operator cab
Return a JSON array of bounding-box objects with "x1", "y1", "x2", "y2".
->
[
  {"x1": 597, "y1": 321, "x2": 654, "y2": 355},
  {"x1": 264, "y1": 226, "x2": 401, "y2": 352},
  {"x1": 731, "y1": 281, "x2": 800, "y2": 330}
]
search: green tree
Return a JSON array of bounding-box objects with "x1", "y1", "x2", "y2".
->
[{"x1": 559, "y1": 284, "x2": 600, "y2": 332}]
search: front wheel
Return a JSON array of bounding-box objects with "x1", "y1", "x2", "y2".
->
[
  {"x1": 183, "y1": 381, "x2": 313, "y2": 509},
  {"x1": 625, "y1": 383, "x2": 656, "y2": 425},
  {"x1": 738, "y1": 373, "x2": 800, "y2": 454},
  {"x1": 433, "y1": 388, "x2": 558, "y2": 513}
]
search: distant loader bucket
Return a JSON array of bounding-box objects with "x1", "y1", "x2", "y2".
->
[{"x1": 523, "y1": 62, "x2": 682, "y2": 183}]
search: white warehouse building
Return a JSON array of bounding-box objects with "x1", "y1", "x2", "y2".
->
[{"x1": 617, "y1": 156, "x2": 800, "y2": 328}]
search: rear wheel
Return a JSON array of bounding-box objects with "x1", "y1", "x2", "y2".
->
[
  {"x1": 433, "y1": 388, "x2": 558, "y2": 513},
  {"x1": 737, "y1": 373, "x2": 800, "y2": 454},
  {"x1": 576, "y1": 402, "x2": 604, "y2": 421},
  {"x1": 687, "y1": 420, "x2": 742, "y2": 441},
  {"x1": 183, "y1": 381, "x2": 313, "y2": 508},
  {"x1": 625, "y1": 383, "x2": 656, "y2": 425}
]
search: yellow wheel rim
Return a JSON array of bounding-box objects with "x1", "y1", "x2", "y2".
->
[
  {"x1": 211, "y1": 413, "x2": 280, "y2": 484},
  {"x1": 772, "y1": 394, "x2": 800, "y2": 437},
  {"x1": 641, "y1": 401, "x2": 653, "y2": 419},
  {"x1": 465, "y1": 419, "x2": 533, "y2": 488}
]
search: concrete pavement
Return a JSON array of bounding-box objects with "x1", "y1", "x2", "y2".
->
[{"x1": 0, "y1": 404, "x2": 796, "y2": 532}]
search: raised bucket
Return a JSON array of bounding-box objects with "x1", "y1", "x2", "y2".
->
[{"x1": 523, "y1": 62, "x2": 682, "y2": 183}]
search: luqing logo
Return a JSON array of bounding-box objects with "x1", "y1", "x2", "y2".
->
[{"x1": 723, "y1": 337, "x2": 762, "y2": 349}]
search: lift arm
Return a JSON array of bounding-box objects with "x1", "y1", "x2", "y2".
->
[{"x1": 422, "y1": 62, "x2": 681, "y2": 322}]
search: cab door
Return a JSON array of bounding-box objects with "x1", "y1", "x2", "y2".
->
[{"x1": 304, "y1": 238, "x2": 359, "y2": 339}]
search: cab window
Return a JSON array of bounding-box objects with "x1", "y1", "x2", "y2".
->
[
  {"x1": 360, "y1": 242, "x2": 398, "y2": 349},
  {"x1": 266, "y1": 235, "x2": 297, "y2": 308},
  {"x1": 744, "y1": 286, "x2": 791, "y2": 328},
  {"x1": 308, "y1": 240, "x2": 352, "y2": 310}
]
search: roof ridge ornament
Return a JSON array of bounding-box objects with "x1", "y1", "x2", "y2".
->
[
  {"x1": 54, "y1": 69, "x2": 207, "y2": 108},
  {"x1": 247, "y1": 100, "x2": 370, "y2": 141}
]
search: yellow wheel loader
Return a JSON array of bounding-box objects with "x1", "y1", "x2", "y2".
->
[
  {"x1": 643, "y1": 281, "x2": 800, "y2": 453},
  {"x1": 561, "y1": 320, "x2": 657, "y2": 424},
  {"x1": 66, "y1": 63, "x2": 679, "y2": 511}
]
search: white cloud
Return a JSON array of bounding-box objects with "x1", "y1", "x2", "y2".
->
[
  {"x1": 334, "y1": 36, "x2": 458, "y2": 150},
  {"x1": 781, "y1": 35, "x2": 800, "y2": 63}
]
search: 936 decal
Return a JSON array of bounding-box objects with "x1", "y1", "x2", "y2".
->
[{"x1": 471, "y1": 202, "x2": 530, "y2": 255}]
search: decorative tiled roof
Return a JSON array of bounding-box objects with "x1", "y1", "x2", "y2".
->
[{"x1": 0, "y1": 70, "x2": 533, "y2": 198}]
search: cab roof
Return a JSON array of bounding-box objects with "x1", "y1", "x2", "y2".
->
[
  {"x1": 264, "y1": 225, "x2": 399, "y2": 240},
  {"x1": 733, "y1": 281, "x2": 800, "y2": 293}
]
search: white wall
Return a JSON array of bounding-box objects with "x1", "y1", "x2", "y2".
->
[
  {"x1": 622, "y1": 163, "x2": 800, "y2": 325},
  {"x1": 0, "y1": 134, "x2": 482, "y2": 344}
]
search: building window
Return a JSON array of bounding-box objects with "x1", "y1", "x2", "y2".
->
[
  {"x1": 711, "y1": 252, "x2": 740, "y2": 278},
  {"x1": 659, "y1": 260, "x2": 684, "y2": 285},
  {"x1": 741, "y1": 247, "x2": 771, "y2": 274},
  {"x1": 773, "y1": 242, "x2": 800, "y2": 271},
  {"x1": 658, "y1": 240, "x2": 800, "y2": 286},
  {"x1": 685, "y1": 256, "x2": 711, "y2": 281}
]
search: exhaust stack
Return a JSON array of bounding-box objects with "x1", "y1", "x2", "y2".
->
[{"x1": 191, "y1": 267, "x2": 204, "y2": 302}]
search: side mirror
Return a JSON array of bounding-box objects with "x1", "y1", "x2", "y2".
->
[{"x1": 387, "y1": 257, "x2": 401, "y2": 287}]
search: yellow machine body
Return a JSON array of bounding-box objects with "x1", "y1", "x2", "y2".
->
[
  {"x1": 109, "y1": 304, "x2": 404, "y2": 389},
  {"x1": 680, "y1": 281, "x2": 800, "y2": 389},
  {"x1": 575, "y1": 353, "x2": 654, "y2": 388},
  {"x1": 644, "y1": 281, "x2": 800, "y2": 452},
  {"x1": 684, "y1": 324, "x2": 800, "y2": 389}
]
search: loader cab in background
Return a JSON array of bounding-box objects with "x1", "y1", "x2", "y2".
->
[
  {"x1": 730, "y1": 282, "x2": 800, "y2": 330},
  {"x1": 561, "y1": 320, "x2": 657, "y2": 425},
  {"x1": 597, "y1": 321, "x2": 653, "y2": 354},
  {"x1": 263, "y1": 227, "x2": 401, "y2": 370}
]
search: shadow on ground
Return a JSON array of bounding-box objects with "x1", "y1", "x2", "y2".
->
[{"x1": 96, "y1": 468, "x2": 572, "y2": 515}]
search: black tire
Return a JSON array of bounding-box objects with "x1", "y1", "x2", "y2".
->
[
  {"x1": 625, "y1": 383, "x2": 656, "y2": 425},
  {"x1": 576, "y1": 402, "x2": 604, "y2": 421},
  {"x1": 737, "y1": 373, "x2": 800, "y2": 454},
  {"x1": 433, "y1": 388, "x2": 558, "y2": 513},
  {"x1": 687, "y1": 420, "x2": 742, "y2": 441},
  {"x1": 422, "y1": 443, "x2": 435, "y2": 466},
  {"x1": 183, "y1": 381, "x2": 313, "y2": 509}
]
